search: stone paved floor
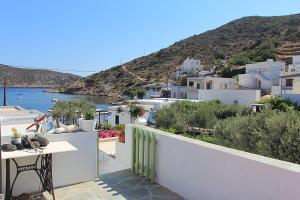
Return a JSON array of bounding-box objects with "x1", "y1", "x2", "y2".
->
[{"x1": 49, "y1": 169, "x2": 184, "y2": 200}]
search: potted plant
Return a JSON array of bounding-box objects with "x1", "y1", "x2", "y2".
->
[
  {"x1": 115, "y1": 124, "x2": 125, "y2": 143},
  {"x1": 11, "y1": 127, "x2": 22, "y2": 144},
  {"x1": 52, "y1": 99, "x2": 96, "y2": 130},
  {"x1": 118, "y1": 131, "x2": 125, "y2": 143},
  {"x1": 79, "y1": 109, "x2": 96, "y2": 132},
  {"x1": 129, "y1": 104, "x2": 147, "y2": 125}
]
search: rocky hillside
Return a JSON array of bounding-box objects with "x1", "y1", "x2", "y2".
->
[
  {"x1": 0, "y1": 64, "x2": 81, "y2": 88},
  {"x1": 63, "y1": 13, "x2": 300, "y2": 96}
]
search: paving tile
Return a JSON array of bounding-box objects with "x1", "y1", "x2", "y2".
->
[
  {"x1": 149, "y1": 186, "x2": 179, "y2": 197},
  {"x1": 89, "y1": 185, "x2": 113, "y2": 197},
  {"x1": 100, "y1": 193, "x2": 127, "y2": 200},
  {"x1": 138, "y1": 179, "x2": 159, "y2": 188},
  {"x1": 53, "y1": 169, "x2": 183, "y2": 200},
  {"x1": 119, "y1": 176, "x2": 145, "y2": 186},
  {"x1": 65, "y1": 191, "x2": 94, "y2": 200},
  {"x1": 121, "y1": 187, "x2": 150, "y2": 200},
  {"x1": 150, "y1": 196, "x2": 185, "y2": 200},
  {"x1": 87, "y1": 197, "x2": 104, "y2": 200}
]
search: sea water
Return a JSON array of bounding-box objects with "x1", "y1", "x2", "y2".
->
[{"x1": 0, "y1": 87, "x2": 113, "y2": 113}]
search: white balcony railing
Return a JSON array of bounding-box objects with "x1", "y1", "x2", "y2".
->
[{"x1": 124, "y1": 125, "x2": 300, "y2": 200}]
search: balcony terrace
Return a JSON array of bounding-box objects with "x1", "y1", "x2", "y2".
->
[
  {"x1": 2, "y1": 114, "x2": 300, "y2": 200},
  {"x1": 49, "y1": 170, "x2": 183, "y2": 200}
]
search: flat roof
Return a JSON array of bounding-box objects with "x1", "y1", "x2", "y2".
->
[
  {"x1": 0, "y1": 106, "x2": 43, "y2": 125},
  {"x1": 279, "y1": 73, "x2": 300, "y2": 78}
]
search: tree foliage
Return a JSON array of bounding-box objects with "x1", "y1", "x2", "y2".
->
[
  {"x1": 125, "y1": 87, "x2": 146, "y2": 99},
  {"x1": 156, "y1": 101, "x2": 250, "y2": 133},
  {"x1": 52, "y1": 98, "x2": 96, "y2": 122},
  {"x1": 214, "y1": 107, "x2": 300, "y2": 164}
]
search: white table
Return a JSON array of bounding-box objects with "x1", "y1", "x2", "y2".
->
[{"x1": 1, "y1": 141, "x2": 77, "y2": 200}]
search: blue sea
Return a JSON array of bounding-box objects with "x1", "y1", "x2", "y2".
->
[{"x1": 0, "y1": 88, "x2": 114, "y2": 113}]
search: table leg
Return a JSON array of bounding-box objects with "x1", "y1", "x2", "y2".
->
[
  {"x1": 5, "y1": 159, "x2": 10, "y2": 200},
  {"x1": 40, "y1": 154, "x2": 55, "y2": 200}
]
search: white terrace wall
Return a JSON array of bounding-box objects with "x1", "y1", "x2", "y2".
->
[
  {"x1": 125, "y1": 125, "x2": 300, "y2": 200},
  {"x1": 1, "y1": 131, "x2": 98, "y2": 196},
  {"x1": 198, "y1": 89, "x2": 261, "y2": 105}
]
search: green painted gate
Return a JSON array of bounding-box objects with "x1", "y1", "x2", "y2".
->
[{"x1": 131, "y1": 127, "x2": 156, "y2": 182}]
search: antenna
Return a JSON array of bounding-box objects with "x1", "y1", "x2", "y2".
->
[{"x1": 3, "y1": 71, "x2": 7, "y2": 106}]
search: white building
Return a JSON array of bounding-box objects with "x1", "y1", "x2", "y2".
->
[
  {"x1": 239, "y1": 59, "x2": 285, "y2": 90},
  {"x1": 176, "y1": 57, "x2": 204, "y2": 77},
  {"x1": 170, "y1": 86, "x2": 188, "y2": 99},
  {"x1": 171, "y1": 76, "x2": 260, "y2": 105},
  {"x1": 171, "y1": 76, "x2": 237, "y2": 99},
  {"x1": 187, "y1": 76, "x2": 238, "y2": 99},
  {"x1": 107, "y1": 98, "x2": 199, "y2": 127},
  {"x1": 143, "y1": 84, "x2": 162, "y2": 99},
  {"x1": 107, "y1": 101, "x2": 159, "y2": 127}
]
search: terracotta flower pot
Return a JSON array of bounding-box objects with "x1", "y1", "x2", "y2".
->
[{"x1": 119, "y1": 132, "x2": 125, "y2": 143}]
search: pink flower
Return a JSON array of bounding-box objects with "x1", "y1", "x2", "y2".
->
[{"x1": 99, "y1": 130, "x2": 124, "y2": 138}]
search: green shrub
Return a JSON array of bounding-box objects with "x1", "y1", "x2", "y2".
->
[
  {"x1": 158, "y1": 127, "x2": 176, "y2": 134},
  {"x1": 125, "y1": 87, "x2": 146, "y2": 99},
  {"x1": 183, "y1": 133, "x2": 220, "y2": 144},
  {"x1": 228, "y1": 40, "x2": 278, "y2": 66},
  {"x1": 115, "y1": 124, "x2": 125, "y2": 131},
  {"x1": 84, "y1": 109, "x2": 95, "y2": 120},
  {"x1": 103, "y1": 124, "x2": 113, "y2": 130},
  {"x1": 156, "y1": 101, "x2": 250, "y2": 132},
  {"x1": 265, "y1": 96, "x2": 300, "y2": 111},
  {"x1": 214, "y1": 107, "x2": 300, "y2": 164},
  {"x1": 221, "y1": 67, "x2": 246, "y2": 78}
]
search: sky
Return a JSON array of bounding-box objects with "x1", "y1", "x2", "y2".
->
[{"x1": 1, "y1": 0, "x2": 300, "y2": 76}]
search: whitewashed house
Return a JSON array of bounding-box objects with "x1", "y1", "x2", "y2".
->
[
  {"x1": 170, "y1": 86, "x2": 188, "y2": 99},
  {"x1": 171, "y1": 76, "x2": 260, "y2": 105},
  {"x1": 271, "y1": 56, "x2": 300, "y2": 103},
  {"x1": 186, "y1": 76, "x2": 237, "y2": 99},
  {"x1": 143, "y1": 84, "x2": 162, "y2": 99},
  {"x1": 176, "y1": 57, "x2": 204, "y2": 77},
  {"x1": 239, "y1": 59, "x2": 285, "y2": 90}
]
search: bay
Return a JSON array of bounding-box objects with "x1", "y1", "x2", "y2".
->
[{"x1": 0, "y1": 88, "x2": 115, "y2": 113}]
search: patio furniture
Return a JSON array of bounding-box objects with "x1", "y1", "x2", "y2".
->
[{"x1": 2, "y1": 141, "x2": 77, "y2": 200}]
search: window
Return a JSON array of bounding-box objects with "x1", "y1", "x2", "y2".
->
[
  {"x1": 206, "y1": 81, "x2": 212, "y2": 89},
  {"x1": 286, "y1": 79, "x2": 293, "y2": 87},
  {"x1": 189, "y1": 82, "x2": 194, "y2": 87},
  {"x1": 197, "y1": 83, "x2": 201, "y2": 89}
]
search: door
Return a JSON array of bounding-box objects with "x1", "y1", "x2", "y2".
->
[{"x1": 115, "y1": 115, "x2": 120, "y2": 125}]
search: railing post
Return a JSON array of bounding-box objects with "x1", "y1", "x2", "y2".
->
[
  {"x1": 140, "y1": 130, "x2": 145, "y2": 176},
  {"x1": 145, "y1": 132, "x2": 150, "y2": 178},
  {"x1": 131, "y1": 127, "x2": 136, "y2": 171},
  {"x1": 150, "y1": 133, "x2": 156, "y2": 182},
  {"x1": 135, "y1": 130, "x2": 140, "y2": 173}
]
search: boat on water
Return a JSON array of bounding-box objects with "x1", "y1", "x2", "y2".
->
[
  {"x1": 52, "y1": 98, "x2": 59, "y2": 103},
  {"x1": 17, "y1": 96, "x2": 23, "y2": 99}
]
